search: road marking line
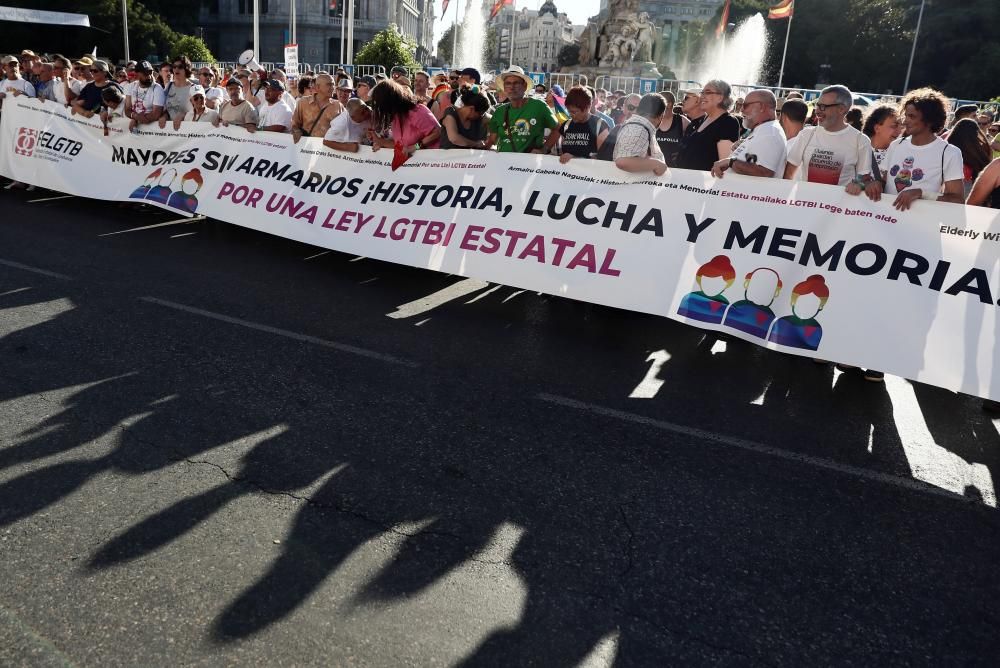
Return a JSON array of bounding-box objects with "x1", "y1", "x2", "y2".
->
[
  {"x1": 358, "y1": 277, "x2": 379, "y2": 284},
  {"x1": 27, "y1": 194, "x2": 74, "y2": 203},
  {"x1": 0, "y1": 259, "x2": 71, "y2": 280},
  {"x1": 304, "y1": 250, "x2": 331, "y2": 261},
  {"x1": 170, "y1": 232, "x2": 197, "y2": 238},
  {"x1": 537, "y1": 392, "x2": 978, "y2": 505},
  {"x1": 98, "y1": 216, "x2": 204, "y2": 237},
  {"x1": 464, "y1": 284, "x2": 502, "y2": 304},
  {"x1": 628, "y1": 350, "x2": 670, "y2": 399},
  {"x1": 0, "y1": 287, "x2": 33, "y2": 297},
  {"x1": 387, "y1": 278, "x2": 489, "y2": 319},
  {"x1": 140, "y1": 296, "x2": 418, "y2": 367}
]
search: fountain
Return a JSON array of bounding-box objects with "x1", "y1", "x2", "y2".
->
[
  {"x1": 454, "y1": 0, "x2": 486, "y2": 74},
  {"x1": 691, "y1": 13, "x2": 769, "y2": 86}
]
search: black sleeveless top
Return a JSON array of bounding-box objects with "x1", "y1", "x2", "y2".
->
[
  {"x1": 439, "y1": 107, "x2": 485, "y2": 149},
  {"x1": 655, "y1": 113, "x2": 684, "y2": 167}
]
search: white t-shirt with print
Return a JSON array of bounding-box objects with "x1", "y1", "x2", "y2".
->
[
  {"x1": 324, "y1": 111, "x2": 370, "y2": 143},
  {"x1": 204, "y1": 86, "x2": 225, "y2": 107},
  {"x1": 882, "y1": 136, "x2": 964, "y2": 196},
  {"x1": 731, "y1": 119, "x2": 787, "y2": 176},
  {"x1": 0, "y1": 77, "x2": 36, "y2": 100},
  {"x1": 257, "y1": 100, "x2": 293, "y2": 132},
  {"x1": 126, "y1": 81, "x2": 165, "y2": 115},
  {"x1": 786, "y1": 125, "x2": 873, "y2": 186},
  {"x1": 183, "y1": 108, "x2": 219, "y2": 124}
]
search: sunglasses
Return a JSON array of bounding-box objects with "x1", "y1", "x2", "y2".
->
[{"x1": 626, "y1": 104, "x2": 637, "y2": 111}]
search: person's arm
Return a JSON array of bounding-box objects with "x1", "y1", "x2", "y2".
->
[
  {"x1": 290, "y1": 101, "x2": 306, "y2": 142},
  {"x1": 967, "y1": 159, "x2": 1000, "y2": 206},
  {"x1": 595, "y1": 126, "x2": 610, "y2": 151},
  {"x1": 132, "y1": 104, "x2": 163, "y2": 125},
  {"x1": 441, "y1": 114, "x2": 482, "y2": 147},
  {"x1": 783, "y1": 162, "x2": 797, "y2": 179},
  {"x1": 991, "y1": 133, "x2": 1000, "y2": 153},
  {"x1": 937, "y1": 179, "x2": 965, "y2": 205},
  {"x1": 484, "y1": 131, "x2": 498, "y2": 150},
  {"x1": 716, "y1": 139, "x2": 734, "y2": 160},
  {"x1": 616, "y1": 156, "x2": 667, "y2": 175},
  {"x1": 408, "y1": 127, "x2": 440, "y2": 152},
  {"x1": 323, "y1": 139, "x2": 360, "y2": 153},
  {"x1": 712, "y1": 156, "x2": 775, "y2": 178}
]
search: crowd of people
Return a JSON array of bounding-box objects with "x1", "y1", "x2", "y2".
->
[{"x1": 2, "y1": 48, "x2": 999, "y2": 411}]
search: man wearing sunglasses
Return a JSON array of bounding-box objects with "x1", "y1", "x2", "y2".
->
[
  {"x1": 196, "y1": 68, "x2": 224, "y2": 109},
  {"x1": 784, "y1": 84, "x2": 873, "y2": 188},
  {"x1": 620, "y1": 93, "x2": 641, "y2": 123},
  {"x1": 50, "y1": 57, "x2": 79, "y2": 106}
]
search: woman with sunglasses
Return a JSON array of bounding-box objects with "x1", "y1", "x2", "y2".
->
[
  {"x1": 161, "y1": 57, "x2": 194, "y2": 127},
  {"x1": 677, "y1": 79, "x2": 741, "y2": 172}
]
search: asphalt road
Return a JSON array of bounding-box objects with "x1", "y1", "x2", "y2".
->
[{"x1": 1, "y1": 190, "x2": 998, "y2": 667}]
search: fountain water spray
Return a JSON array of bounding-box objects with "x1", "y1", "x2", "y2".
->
[
  {"x1": 455, "y1": 0, "x2": 486, "y2": 74},
  {"x1": 692, "y1": 13, "x2": 769, "y2": 87}
]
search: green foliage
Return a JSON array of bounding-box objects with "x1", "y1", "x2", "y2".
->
[
  {"x1": 557, "y1": 44, "x2": 580, "y2": 68},
  {"x1": 170, "y1": 35, "x2": 214, "y2": 64},
  {"x1": 355, "y1": 24, "x2": 418, "y2": 71},
  {"x1": 437, "y1": 24, "x2": 458, "y2": 66}
]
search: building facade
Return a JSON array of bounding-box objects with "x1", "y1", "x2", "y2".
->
[
  {"x1": 492, "y1": 0, "x2": 580, "y2": 74},
  {"x1": 198, "y1": 0, "x2": 436, "y2": 68}
]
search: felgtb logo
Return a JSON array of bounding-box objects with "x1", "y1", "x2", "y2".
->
[{"x1": 15, "y1": 127, "x2": 37, "y2": 156}]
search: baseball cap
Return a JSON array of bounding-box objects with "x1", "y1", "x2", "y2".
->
[
  {"x1": 1, "y1": 55, "x2": 18, "y2": 65},
  {"x1": 91, "y1": 60, "x2": 110, "y2": 72},
  {"x1": 226, "y1": 78, "x2": 242, "y2": 88},
  {"x1": 135, "y1": 60, "x2": 153, "y2": 73},
  {"x1": 189, "y1": 84, "x2": 206, "y2": 98},
  {"x1": 265, "y1": 78, "x2": 285, "y2": 91},
  {"x1": 358, "y1": 75, "x2": 376, "y2": 89}
]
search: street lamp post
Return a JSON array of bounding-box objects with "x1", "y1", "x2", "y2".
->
[
  {"x1": 902, "y1": 0, "x2": 926, "y2": 93},
  {"x1": 121, "y1": 0, "x2": 130, "y2": 62}
]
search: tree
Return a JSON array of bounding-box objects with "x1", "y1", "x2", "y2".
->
[
  {"x1": 437, "y1": 24, "x2": 459, "y2": 66},
  {"x1": 171, "y1": 35, "x2": 214, "y2": 64},
  {"x1": 557, "y1": 44, "x2": 580, "y2": 68},
  {"x1": 355, "y1": 24, "x2": 419, "y2": 71}
]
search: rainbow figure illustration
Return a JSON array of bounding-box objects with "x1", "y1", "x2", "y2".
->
[
  {"x1": 166, "y1": 169, "x2": 204, "y2": 215},
  {"x1": 677, "y1": 255, "x2": 736, "y2": 325},
  {"x1": 129, "y1": 167, "x2": 160, "y2": 200},
  {"x1": 722, "y1": 267, "x2": 783, "y2": 339},
  {"x1": 144, "y1": 167, "x2": 178, "y2": 206},
  {"x1": 767, "y1": 275, "x2": 830, "y2": 351}
]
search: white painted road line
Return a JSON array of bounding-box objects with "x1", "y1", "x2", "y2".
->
[
  {"x1": 0, "y1": 259, "x2": 72, "y2": 280},
  {"x1": 0, "y1": 287, "x2": 33, "y2": 297},
  {"x1": 98, "y1": 216, "x2": 204, "y2": 237},
  {"x1": 140, "y1": 296, "x2": 418, "y2": 368},
  {"x1": 303, "y1": 250, "x2": 331, "y2": 261},
  {"x1": 537, "y1": 392, "x2": 978, "y2": 505},
  {"x1": 169, "y1": 232, "x2": 198, "y2": 238},
  {"x1": 27, "y1": 195, "x2": 75, "y2": 203}
]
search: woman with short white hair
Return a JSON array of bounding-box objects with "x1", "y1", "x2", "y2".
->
[{"x1": 677, "y1": 78, "x2": 741, "y2": 171}]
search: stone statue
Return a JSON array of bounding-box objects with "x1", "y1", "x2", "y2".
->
[
  {"x1": 600, "y1": 24, "x2": 638, "y2": 68},
  {"x1": 578, "y1": 21, "x2": 598, "y2": 67},
  {"x1": 635, "y1": 12, "x2": 655, "y2": 63}
]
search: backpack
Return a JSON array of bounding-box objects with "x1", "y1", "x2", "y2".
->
[{"x1": 597, "y1": 120, "x2": 652, "y2": 161}]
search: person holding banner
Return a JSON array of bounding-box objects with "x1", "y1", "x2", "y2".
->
[
  {"x1": 257, "y1": 80, "x2": 293, "y2": 134},
  {"x1": 486, "y1": 66, "x2": 559, "y2": 154},
  {"x1": 0, "y1": 56, "x2": 35, "y2": 110},
  {"x1": 711, "y1": 89, "x2": 786, "y2": 179},
  {"x1": 879, "y1": 88, "x2": 964, "y2": 211},
  {"x1": 323, "y1": 98, "x2": 372, "y2": 153},
  {"x1": 71, "y1": 61, "x2": 119, "y2": 118},
  {"x1": 291, "y1": 73, "x2": 342, "y2": 144},
  {"x1": 178, "y1": 85, "x2": 219, "y2": 127},
  {"x1": 611, "y1": 93, "x2": 668, "y2": 175},
  {"x1": 125, "y1": 61, "x2": 164, "y2": 131},
  {"x1": 218, "y1": 78, "x2": 258, "y2": 132},
  {"x1": 677, "y1": 80, "x2": 740, "y2": 172},
  {"x1": 367, "y1": 80, "x2": 440, "y2": 154}
]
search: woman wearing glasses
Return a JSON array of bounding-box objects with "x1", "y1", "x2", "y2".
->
[
  {"x1": 196, "y1": 67, "x2": 224, "y2": 109},
  {"x1": 677, "y1": 79, "x2": 740, "y2": 172},
  {"x1": 161, "y1": 56, "x2": 195, "y2": 126}
]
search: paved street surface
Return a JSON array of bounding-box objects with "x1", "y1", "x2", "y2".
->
[{"x1": 1, "y1": 190, "x2": 998, "y2": 667}]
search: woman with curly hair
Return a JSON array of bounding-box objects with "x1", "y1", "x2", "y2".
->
[
  {"x1": 367, "y1": 79, "x2": 440, "y2": 154},
  {"x1": 861, "y1": 104, "x2": 901, "y2": 176},
  {"x1": 946, "y1": 118, "x2": 992, "y2": 197}
]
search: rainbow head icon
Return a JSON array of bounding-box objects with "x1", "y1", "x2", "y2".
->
[
  {"x1": 677, "y1": 255, "x2": 735, "y2": 325},
  {"x1": 767, "y1": 275, "x2": 830, "y2": 351},
  {"x1": 722, "y1": 267, "x2": 783, "y2": 339}
]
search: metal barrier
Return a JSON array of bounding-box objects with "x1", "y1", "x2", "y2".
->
[{"x1": 593, "y1": 75, "x2": 641, "y2": 94}]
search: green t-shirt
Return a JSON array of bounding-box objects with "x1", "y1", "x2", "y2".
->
[{"x1": 488, "y1": 98, "x2": 558, "y2": 153}]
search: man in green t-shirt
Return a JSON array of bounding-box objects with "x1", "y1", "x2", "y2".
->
[{"x1": 486, "y1": 66, "x2": 559, "y2": 154}]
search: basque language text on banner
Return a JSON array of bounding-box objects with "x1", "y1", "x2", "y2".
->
[{"x1": 2, "y1": 98, "x2": 999, "y2": 400}]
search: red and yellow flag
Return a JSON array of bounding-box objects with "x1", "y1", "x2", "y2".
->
[
  {"x1": 715, "y1": 0, "x2": 730, "y2": 38},
  {"x1": 768, "y1": 0, "x2": 794, "y2": 19},
  {"x1": 489, "y1": 0, "x2": 513, "y2": 21}
]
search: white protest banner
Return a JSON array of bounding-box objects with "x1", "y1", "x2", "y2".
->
[
  {"x1": 283, "y1": 44, "x2": 299, "y2": 78},
  {"x1": 2, "y1": 99, "x2": 999, "y2": 400}
]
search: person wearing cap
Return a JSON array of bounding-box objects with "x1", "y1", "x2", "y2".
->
[
  {"x1": 125, "y1": 61, "x2": 165, "y2": 130},
  {"x1": 218, "y1": 78, "x2": 258, "y2": 132},
  {"x1": 71, "y1": 61, "x2": 118, "y2": 117},
  {"x1": 356, "y1": 76, "x2": 376, "y2": 102},
  {"x1": 0, "y1": 56, "x2": 35, "y2": 112},
  {"x1": 390, "y1": 66, "x2": 409, "y2": 82},
  {"x1": 255, "y1": 69, "x2": 297, "y2": 110},
  {"x1": 335, "y1": 77, "x2": 354, "y2": 107},
  {"x1": 323, "y1": 98, "x2": 373, "y2": 152},
  {"x1": 459, "y1": 68, "x2": 481, "y2": 87},
  {"x1": 292, "y1": 73, "x2": 343, "y2": 144},
  {"x1": 486, "y1": 66, "x2": 559, "y2": 154},
  {"x1": 176, "y1": 85, "x2": 219, "y2": 128},
  {"x1": 257, "y1": 79, "x2": 293, "y2": 133},
  {"x1": 50, "y1": 57, "x2": 79, "y2": 106}
]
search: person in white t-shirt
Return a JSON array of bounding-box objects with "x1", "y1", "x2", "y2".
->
[
  {"x1": 323, "y1": 98, "x2": 373, "y2": 152},
  {"x1": 257, "y1": 80, "x2": 293, "y2": 133},
  {"x1": 784, "y1": 85, "x2": 873, "y2": 188},
  {"x1": 195, "y1": 67, "x2": 224, "y2": 109},
  {"x1": 125, "y1": 61, "x2": 165, "y2": 131},
  {"x1": 175, "y1": 85, "x2": 219, "y2": 128},
  {"x1": 712, "y1": 89, "x2": 786, "y2": 179},
  {"x1": 874, "y1": 88, "x2": 964, "y2": 211},
  {"x1": 0, "y1": 56, "x2": 36, "y2": 110}
]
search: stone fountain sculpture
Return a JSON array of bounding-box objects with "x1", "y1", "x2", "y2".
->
[{"x1": 577, "y1": 1, "x2": 661, "y2": 79}]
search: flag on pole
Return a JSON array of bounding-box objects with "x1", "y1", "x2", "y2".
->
[
  {"x1": 715, "y1": 0, "x2": 730, "y2": 38},
  {"x1": 489, "y1": 0, "x2": 513, "y2": 21},
  {"x1": 768, "y1": 0, "x2": 794, "y2": 19},
  {"x1": 329, "y1": 0, "x2": 337, "y2": 10},
  {"x1": 442, "y1": 0, "x2": 449, "y2": 15}
]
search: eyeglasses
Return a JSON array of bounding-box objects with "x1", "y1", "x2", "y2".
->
[
  {"x1": 626, "y1": 104, "x2": 637, "y2": 111},
  {"x1": 815, "y1": 102, "x2": 843, "y2": 112}
]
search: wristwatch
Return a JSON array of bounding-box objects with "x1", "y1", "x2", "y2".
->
[{"x1": 728, "y1": 157, "x2": 736, "y2": 169}]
